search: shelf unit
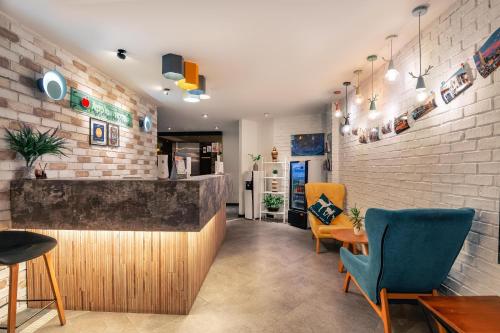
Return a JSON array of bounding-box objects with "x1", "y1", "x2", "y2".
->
[{"x1": 259, "y1": 158, "x2": 288, "y2": 223}]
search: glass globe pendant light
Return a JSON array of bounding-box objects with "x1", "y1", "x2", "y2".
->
[
  {"x1": 410, "y1": 4, "x2": 433, "y2": 103},
  {"x1": 367, "y1": 55, "x2": 379, "y2": 120},
  {"x1": 341, "y1": 81, "x2": 351, "y2": 134},
  {"x1": 353, "y1": 70, "x2": 363, "y2": 105},
  {"x1": 384, "y1": 35, "x2": 399, "y2": 82}
]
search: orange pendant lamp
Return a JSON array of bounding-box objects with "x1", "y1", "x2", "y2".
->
[{"x1": 176, "y1": 61, "x2": 199, "y2": 90}]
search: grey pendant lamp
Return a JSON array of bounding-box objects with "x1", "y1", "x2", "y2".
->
[
  {"x1": 342, "y1": 81, "x2": 351, "y2": 134},
  {"x1": 162, "y1": 53, "x2": 184, "y2": 81},
  {"x1": 367, "y1": 55, "x2": 379, "y2": 120}
]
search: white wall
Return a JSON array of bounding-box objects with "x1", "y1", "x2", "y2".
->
[
  {"x1": 334, "y1": 0, "x2": 500, "y2": 295},
  {"x1": 238, "y1": 119, "x2": 260, "y2": 214},
  {"x1": 222, "y1": 121, "x2": 239, "y2": 204}
]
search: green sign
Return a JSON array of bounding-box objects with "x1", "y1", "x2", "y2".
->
[{"x1": 70, "y1": 88, "x2": 133, "y2": 128}]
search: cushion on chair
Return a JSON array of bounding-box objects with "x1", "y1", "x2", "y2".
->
[
  {"x1": 0, "y1": 231, "x2": 57, "y2": 265},
  {"x1": 308, "y1": 193, "x2": 343, "y2": 225}
]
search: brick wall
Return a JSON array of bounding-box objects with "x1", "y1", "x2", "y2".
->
[
  {"x1": 0, "y1": 11, "x2": 158, "y2": 317},
  {"x1": 332, "y1": 0, "x2": 500, "y2": 295}
]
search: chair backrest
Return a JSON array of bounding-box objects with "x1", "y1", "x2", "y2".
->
[
  {"x1": 365, "y1": 208, "x2": 474, "y2": 300},
  {"x1": 305, "y1": 183, "x2": 346, "y2": 210}
]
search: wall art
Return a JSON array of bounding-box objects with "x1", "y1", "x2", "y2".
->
[
  {"x1": 381, "y1": 120, "x2": 393, "y2": 134},
  {"x1": 108, "y1": 124, "x2": 120, "y2": 147},
  {"x1": 291, "y1": 133, "x2": 325, "y2": 156},
  {"x1": 440, "y1": 64, "x2": 473, "y2": 104},
  {"x1": 90, "y1": 118, "x2": 107, "y2": 146},
  {"x1": 473, "y1": 27, "x2": 500, "y2": 78},
  {"x1": 411, "y1": 92, "x2": 437, "y2": 120},
  {"x1": 369, "y1": 127, "x2": 380, "y2": 142},
  {"x1": 358, "y1": 129, "x2": 368, "y2": 144},
  {"x1": 352, "y1": 128, "x2": 359, "y2": 136},
  {"x1": 394, "y1": 113, "x2": 410, "y2": 134}
]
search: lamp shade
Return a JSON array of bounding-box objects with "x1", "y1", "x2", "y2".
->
[
  {"x1": 162, "y1": 54, "x2": 184, "y2": 80},
  {"x1": 177, "y1": 61, "x2": 199, "y2": 90},
  {"x1": 188, "y1": 75, "x2": 206, "y2": 95}
]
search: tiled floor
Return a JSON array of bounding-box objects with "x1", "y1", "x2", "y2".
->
[{"x1": 35, "y1": 220, "x2": 431, "y2": 333}]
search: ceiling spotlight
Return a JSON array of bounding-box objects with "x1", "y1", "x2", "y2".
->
[
  {"x1": 168, "y1": 127, "x2": 172, "y2": 131},
  {"x1": 116, "y1": 49, "x2": 127, "y2": 60},
  {"x1": 163, "y1": 88, "x2": 170, "y2": 95},
  {"x1": 202, "y1": 114, "x2": 208, "y2": 118},
  {"x1": 215, "y1": 126, "x2": 219, "y2": 130},
  {"x1": 264, "y1": 113, "x2": 270, "y2": 118}
]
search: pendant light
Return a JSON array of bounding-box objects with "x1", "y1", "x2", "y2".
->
[
  {"x1": 162, "y1": 53, "x2": 184, "y2": 80},
  {"x1": 183, "y1": 91, "x2": 200, "y2": 103},
  {"x1": 188, "y1": 75, "x2": 206, "y2": 95},
  {"x1": 409, "y1": 4, "x2": 433, "y2": 102},
  {"x1": 333, "y1": 90, "x2": 342, "y2": 118},
  {"x1": 367, "y1": 55, "x2": 379, "y2": 120},
  {"x1": 342, "y1": 81, "x2": 351, "y2": 134},
  {"x1": 353, "y1": 70, "x2": 363, "y2": 105},
  {"x1": 384, "y1": 35, "x2": 399, "y2": 82},
  {"x1": 176, "y1": 61, "x2": 199, "y2": 90}
]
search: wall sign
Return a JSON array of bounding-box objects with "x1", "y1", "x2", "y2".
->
[{"x1": 70, "y1": 88, "x2": 133, "y2": 128}]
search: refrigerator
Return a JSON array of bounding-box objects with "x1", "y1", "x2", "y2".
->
[{"x1": 288, "y1": 160, "x2": 324, "y2": 229}]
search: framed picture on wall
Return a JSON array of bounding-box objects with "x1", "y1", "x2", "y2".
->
[
  {"x1": 89, "y1": 118, "x2": 107, "y2": 146},
  {"x1": 108, "y1": 124, "x2": 120, "y2": 147},
  {"x1": 291, "y1": 133, "x2": 325, "y2": 156}
]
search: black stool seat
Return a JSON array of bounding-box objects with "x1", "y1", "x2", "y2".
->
[{"x1": 0, "y1": 231, "x2": 57, "y2": 266}]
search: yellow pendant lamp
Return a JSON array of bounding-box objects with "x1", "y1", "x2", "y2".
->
[{"x1": 176, "y1": 61, "x2": 199, "y2": 90}]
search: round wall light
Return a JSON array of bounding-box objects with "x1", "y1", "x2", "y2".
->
[
  {"x1": 37, "y1": 70, "x2": 67, "y2": 101},
  {"x1": 139, "y1": 115, "x2": 153, "y2": 132}
]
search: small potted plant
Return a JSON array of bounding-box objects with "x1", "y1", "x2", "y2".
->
[
  {"x1": 4, "y1": 123, "x2": 68, "y2": 179},
  {"x1": 264, "y1": 193, "x2": 284, "y2": 212},
  {"x1": 349, "y1": 205, "x2": 364, "y2": 235},
  {"x1": 272, "y1": 169, "x2": 278, "y2": 178},
  {"x1": 248, "y1": 153, "x2": 261, "y2": 171}
]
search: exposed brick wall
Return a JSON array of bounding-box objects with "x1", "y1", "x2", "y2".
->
[
  {"x1": 332, "y1": 0, "x2": 499, "y2": 295},
  {"x1": 0, "y1": 11, "x2": 158, "y2": 317}
]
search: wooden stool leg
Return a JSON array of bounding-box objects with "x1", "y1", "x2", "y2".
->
[
  {"x1": 343, "y1": 272, "x2": 351, "y2": 293},
  {"x1": 380, "y1": 288, "x2": 392, "y2": 333},
  {"x1": 7, "y1": 264, "x2": 19, "y2": 333},
  {"x1": 43, "y1": 252, "x2": 66, "y2": 326}
]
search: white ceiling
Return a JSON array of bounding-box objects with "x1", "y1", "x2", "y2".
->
[{"x1": 1, "y1": 0, "x2": 453, "y2": 131}]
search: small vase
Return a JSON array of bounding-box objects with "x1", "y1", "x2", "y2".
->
[
  {"x1": 253, "y1": 162, "x2": 259, "y2": 171},
  {"x1": 22, "y1": 166, "x2": 34, "y2": 179},
  {"x1": 354, "y1": 226, "x2": 363, "y2": 236}
]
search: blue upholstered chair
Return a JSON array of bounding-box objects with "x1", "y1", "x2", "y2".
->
[{"x1": 341, "y1": 208, "x2": 474, "y2": 333}]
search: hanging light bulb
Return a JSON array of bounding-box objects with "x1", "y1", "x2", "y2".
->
[
  {"x1": 341, "y1": 81, "x2": 351, "y2": 134},
  {"x1": 384, "y1": 35, "x2": 400, "y2": 82},
  {"x1": 334, "y1": 102, "x2": 342, "y2": 118},
  {"x1": 342, "y1": 117, "x2": 351, "y2": 134},
  {"x1": 410, "y1": 5, "x2": 432, "y2": 103},
  {"x1": 367, "y1": 55, "x2": 379, "y2": 119},
  {"x1": 353, "y1": 70, "x2": 363, "y2": 104}
]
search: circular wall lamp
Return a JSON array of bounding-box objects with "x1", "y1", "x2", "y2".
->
[
  {"x1": 139, "y1": 115, "x2": 153, "y2": 132},
  {"x1": 37, "y1": 70, "x2": 67, "y2": 101}
]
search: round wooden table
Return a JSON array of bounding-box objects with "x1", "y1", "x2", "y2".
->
[{"x1": 331, "y1": 228, "x2": 368, "y2": 273}]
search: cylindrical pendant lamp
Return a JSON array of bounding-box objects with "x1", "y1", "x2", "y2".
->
[
  {"x1": 162, "y1": 54, "x2": 184, "y2": 80},
  {"x1": 177, "y1": 61, "x2": 199, "y2": 90},
  {"x1": 188, "y1": 75, "x2": 206, "y2": 95}
]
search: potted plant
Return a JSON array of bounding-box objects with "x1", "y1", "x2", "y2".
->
[
  {"x1": 248, "y1": 153, "x2": 261, "y2": 171},
  {"x1": 349, "y1": 205, "x2": 364, "y2": 235},
  {"x1": 264, "y1": 193, "x2": 284, "y2": 212},
  {"x1": 4, "y1": 124, "x2": 68, "y2": 179},
  {"x1": 272, "y1": 169, "x2": 278, "y2": 178}
]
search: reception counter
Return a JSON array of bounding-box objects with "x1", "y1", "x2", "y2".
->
[{"x1": 10, "y1": 175, "x2": 228, "y2": 315}]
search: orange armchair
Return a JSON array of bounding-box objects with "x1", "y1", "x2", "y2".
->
[{"x1": 305, "y1": 183, "x2": 352, "y2": 253}]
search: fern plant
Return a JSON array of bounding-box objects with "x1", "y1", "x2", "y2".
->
[{"x1": 4, "y1": 124, "x2": 68, "y2": 168}]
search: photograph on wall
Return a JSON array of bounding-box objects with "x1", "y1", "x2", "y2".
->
[
  {"x1": 108, "y1": 124, "x2": 120, "y2": 147},
  {"x1": 291, "y1": 133, "x2": 325, "y2": 156},
  {"x1": 440, "y1": 64, "x2": 473, "y2": 104},
  {"x1": 381, "y1": 120, "x2": 393, "y2": 135},
  {"x1": 90, "y1": 118, "x2": 107, "y2": 146},
  {"x1": 411, "y1": 92, "x2": 438, "y2": 120},
  {"x1": 358, "y1": 129, "x2": 368, "y2": 144},
  {"x1": 369, "y1": 127, "x2": 380, "y2": 142},
  {"x1": 207, "y1": 146, "x2": 212, "y2": 153},
  {"x1": 394, "y1": 113, "x2": 410, "y2": 134},
  {"x1": 473, "y1": 27, "x2": 500, "y2": 78},
  {"x1": 352, "y1": 128, "x2": 359, "y2": 136}
]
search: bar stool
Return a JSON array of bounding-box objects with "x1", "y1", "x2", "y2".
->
[{"x1": 0, "y1": 231, "x2": 65, "y2": 333}]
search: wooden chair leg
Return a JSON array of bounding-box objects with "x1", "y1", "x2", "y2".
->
[
  {"x1": 43, "y1": 252, "x2": 66, "y2": 326},
  {"x1": 380, "y1": 288, "x2": 392, "y2": 333},
  {"x1": 431, "y1": 290, "x2": 447, "y2": 333},
  {"x1": 343, "y1": 272, "x2": 351, "y2": 293},
  {"x1": 315, "y1": 237, "x2": 320, "y2": 254},
  {"x1": 7, "y1": 264, "x2": 19, "y2": 333},
  {"x1": 338, "y1": 242, "x2": 350, "y2": 272}
]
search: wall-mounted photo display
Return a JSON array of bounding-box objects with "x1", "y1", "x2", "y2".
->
[
  {"x1": 473, "y1": 27, "x2": 499, "y2": 79},
  {"x1": 352, "y1": 128, "x2": 359, "y2": 136},
  {"x1": 108, "y1": 124, "x2": 120, "y2": 147},
  {"x1": 369, "y1": 127, "x2": 380, "y2": 142},
  {"x1": 440, "y1": 64, "x2": 473, "y2": 104},
  {"x1": 358, "y1": 129, "x2": 368, "y2": 144},
  {"x1": 381, "y1": 120, "x2": 393, "y2": 135},
  {"x1": 412, "y1": 92, "x2": 438, "y2": 120},
  {"x1": 291, "y1": 133, "x2": 325, "y2": 156},
  {"x1": 90, "y1": 118, "x2": 107, "y2": 145},
  {"x1": 394, "y1": 113, "x2": 410, "y2": 134}
]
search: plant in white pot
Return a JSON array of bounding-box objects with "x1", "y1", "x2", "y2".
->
[
  {"x1": 349, "y1": 205, "x2": 364, "y2": 235},
  {"x1": 248, "y1": 154, "x2": 261, "y2": 171},
  {"x1": 4, "y1": 124, "x2": 68, "y2": 179}
]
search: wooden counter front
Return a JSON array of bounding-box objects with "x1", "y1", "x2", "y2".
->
[{"x1": 27, "y1": 207, "x2": 226, "y2": 315}]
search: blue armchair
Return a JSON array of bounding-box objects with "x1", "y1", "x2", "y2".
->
[{"x1": 341, "y1": 208, "x2": 474, "y2": 333}]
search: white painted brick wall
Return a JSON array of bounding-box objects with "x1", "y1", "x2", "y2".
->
[{"x1": 332, "y1": 0, "x2": 500, "y2": 295}]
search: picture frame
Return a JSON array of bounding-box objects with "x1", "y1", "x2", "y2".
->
[
  {"x1": 473, "y1": 27, "x2": 500, "y2": 79},
  {"x1": 412, "y1": 92, "x2": 438, "y2": 120},
  {"x1": 108, "y1": 123, "x2": 120, "y2": 147},
  {"x1": 291, "y1": 133, "x2": 325, "y2": 156},
  {"x1": 89, "y1": 118, "x2": 107, "y2": 146},
  {"x1": 440, "y1": 64, "x2": 473, "y2": 104},
  {"x1": 394, "y1": 113, "x2": 410, "y2": 134}
]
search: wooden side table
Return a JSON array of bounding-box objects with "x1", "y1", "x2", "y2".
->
[
  {"x1": 418, "y1": 296, "x2": 500, "y2": 333},
  {"x1": 330, "y1": 228, "x2": 368, "y2": 273}
]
